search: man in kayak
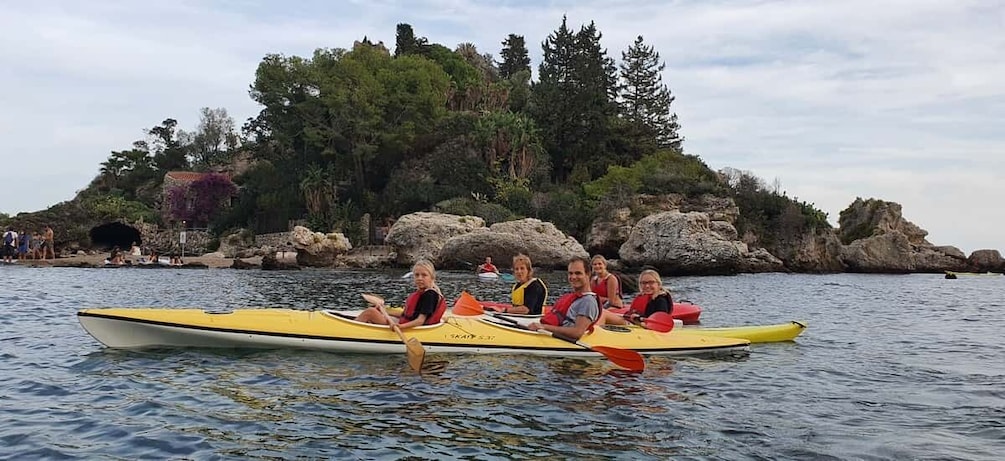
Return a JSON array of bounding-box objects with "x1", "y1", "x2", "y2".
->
[
  {"x1": 502, "y1": 254, "x2": 548, "y2": 315},
  {"x1": 527, "y1": 257, "x2": 599, "y2": 340},
  {"x1": 356, "y1": 259, "x2": 447, "y2": 329},
  {"x1": 476, "y1": 256, "x2": 499, "y2": 274}
]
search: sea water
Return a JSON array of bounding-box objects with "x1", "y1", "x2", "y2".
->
[{"x1": 0, "y1": 267, "x2": 1002, "y2": 459}]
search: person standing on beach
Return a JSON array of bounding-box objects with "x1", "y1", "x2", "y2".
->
[
  {"x1": 17, "y1": 231, "x2": 30, "y2": 261},
  {"x1": 41, "y1": 225, "x2": 55, "y2": 260},
  {"x1": 2, "y1": 227, "x2": 17, "y2": 263},
  {"x1": 30, "y1": 232, "x2": 42, "y2": 259}
]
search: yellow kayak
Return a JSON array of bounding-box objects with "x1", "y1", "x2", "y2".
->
[
  {"x1": 675, "y1": 321, "x2": 806, "y2": 343},
  {"x1": 478, "y1": 312, "x2": 806, "y2": 344},
  {"x1": 77, "y1": 308, "x2": 750, "y2": 358}
]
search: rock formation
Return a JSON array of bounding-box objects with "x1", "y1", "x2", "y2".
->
[
  {"x1": 384, "y1": 212, "x2": 485, "y2": 266},
  {"x1": 619, "y1": 211, "x2": 784, "y2": 275},
  {"x1": 290, "y1": 226, "x2": 352, "y2": 267},
  {"x1": 837, "y1": 198, "x2": 968, "y2": 273},
  {"x1": 968, "y1": 249, "x2": 1004, "y2": 273},
  {"x1": 438, "y1": 218, "x2": 589, "y2": 269}
]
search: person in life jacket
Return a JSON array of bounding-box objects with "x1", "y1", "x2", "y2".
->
[
  {"x1": 527, "y1": 257, "x2": 599, "y2": 340},
  {"x1": 602, "y1": 269, "x2": 673, "y2": 326},
  {"x1": 590, "y1": 255, "x2": 624, "y2": 309},
  {"x1": 499, "y1": 254, "x2": 548, "y2": 315},
  {"x1": 356, "y1": 259, "x2": 447, "y2": 329},
  {"x1": 476, "y1": 256, "x2": 499, "y2": 274}
]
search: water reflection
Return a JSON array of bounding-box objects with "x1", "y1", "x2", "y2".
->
[{"x1": 2, "y1": 268, "x2": 1003, "y2": 459}]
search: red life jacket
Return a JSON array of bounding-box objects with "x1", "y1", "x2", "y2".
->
[
  {"x1": 628, "y1": 293, "x2": 672, "y2": 318},
  {"x1": 478, "y1": 263, "x2": 498, "y2": 273},
  {"x1": 540, "y1": 291, "x2": 600, "y2": 329},
  {"x1": 590, "y1": 273, "x2": 622, "y2": 301},
  {"x1": 629, "y1": 294, "x2": 650, "y2": 316},
  {"x1": 401, "y1": 289, "x2": 447, "y2": 325}
]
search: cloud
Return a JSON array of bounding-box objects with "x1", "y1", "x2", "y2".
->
[{"x1": 1, "y1": 0, "x2": 1002, "y2": 253}]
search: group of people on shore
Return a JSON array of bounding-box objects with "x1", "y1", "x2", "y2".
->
[
  {"x1": 2, "y1": 226, "x2": 55, "y2": 263},
  {"x1": 106, "y1": 243, "x2": 185, "y2": 266},
  {"x1": 357, "y1": 253, "x2": 673, "y2": 341}
]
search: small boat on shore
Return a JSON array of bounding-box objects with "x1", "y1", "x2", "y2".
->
[{"x1": 77, "y1": 308, "x2": 750, "y2": 358}]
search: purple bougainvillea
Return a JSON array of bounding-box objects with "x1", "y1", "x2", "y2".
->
[{"x1": 167, "y1": 173, "x2": 237, "y2": 226}]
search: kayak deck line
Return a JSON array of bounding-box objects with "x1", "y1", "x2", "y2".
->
[{"x1": 77, "y1": 308, "x2": 751, "y2": 356}]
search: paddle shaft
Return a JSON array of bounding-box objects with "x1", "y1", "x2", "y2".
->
[
  {"x1": 365, "y1": 293, "x2": 425, "y2": 373},
  {"x1": 489, "y1": 313, "x2": 600, "y2": 349},
  {"x1": 379, "y1": 305, "x2": 410, "y2": 342}
]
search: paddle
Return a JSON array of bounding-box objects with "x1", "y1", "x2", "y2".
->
[
  {"x1": 452, "y1": 291, "x2": 645, "y2": 372},
  {"x1": 640, "y1": 311, "x2": 676, "y2": 333},
  {"x1": 362, "y1": 293, "x2": 425, "y2": 373},
  {"x1": 499, "y1": 273, "x2": 516, "y2": 283}
]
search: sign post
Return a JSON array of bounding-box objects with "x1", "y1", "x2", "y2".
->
[{"x1": 179, "y1": 221, "x2": 187, "y2": 260}]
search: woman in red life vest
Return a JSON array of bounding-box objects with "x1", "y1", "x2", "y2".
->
[
  {"x1": 603, "y1": 269, "x2": 673, "y2": 326},
  {"x1": 356, "y1": 259, "x2": 447, "y2": 329},
  {"x1": 527, "y1": 257, "x2": 599, "y2": 340},
  {"x1": 502, "y1": 254, "x2": 549, "y2": 315},
  {"x1": 590, "y1": 255, "x2": 624, "y2": 309}
]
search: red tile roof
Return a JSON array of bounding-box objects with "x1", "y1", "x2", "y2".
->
[{"x1": 165, "y1": 171, "x2": 222, "y2": 182}]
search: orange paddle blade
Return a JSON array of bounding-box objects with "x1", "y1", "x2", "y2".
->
[
  {"x1": 589, "y1": 346, "x2": 646, "y2": 372},
  {"x1": 452, "y1": 291, "x2": 485, "y2": 316},
  {"x1": 643, "y1": 311, "x2": 675, "y2": 333}
]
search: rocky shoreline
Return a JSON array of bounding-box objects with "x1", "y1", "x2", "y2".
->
[{"x1": 11, "y1": 197, "x2": 1003, "y2": 275}]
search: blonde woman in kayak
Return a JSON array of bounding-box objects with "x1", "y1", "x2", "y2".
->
[
  {"x1": 603, "y1": 269, "x2": 673, "y2": 326},
  {"x1": 356, "y1": 259, "x2": 447, "y2": 329},
  {"x1": 502, "y1": 254, "x2": 548, "y2": 315}
]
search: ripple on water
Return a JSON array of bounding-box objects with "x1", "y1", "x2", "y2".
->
[{"x1": 0, "y1": 269, "x2": 1003, "y2": 459}]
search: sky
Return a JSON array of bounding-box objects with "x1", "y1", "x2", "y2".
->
[{"x1": 1, "y1": 0, "x2": 1002, "y2": 254}]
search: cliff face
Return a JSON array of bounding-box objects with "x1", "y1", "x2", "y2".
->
[
  {"x1": 579, "y1": 195, "x2": 994, "y2": 275},
  {"x1": 836, "y1": 198, "x2": 968, "y2": 273}
]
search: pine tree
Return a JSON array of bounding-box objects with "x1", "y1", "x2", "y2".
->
[
  {"x1": 532, "y1": 17, "x2": 620, "y2": 181},
  {"x1": 619, "y1": 35, "x2": 682, "y2": 151},
  {"x1": 498, "y1": 34, "x2": 531, "y2": 79},
  {"x1": 394, "y1": 23, "x2": 427, "y2": 57}
]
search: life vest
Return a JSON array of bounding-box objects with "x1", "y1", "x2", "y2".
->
[
  {"x1": 478, "y1": 263, "x2": 498, "y2": 273},
  {"x1": 510, "y1": 278, "x2": 548, "y2": 308},
  {"x1": 590, "y1": 273, "x2": 621, "y2": 301},
  {"x1": 401, "y1": 289, "x2": 447, "y2": 325},
  {"x1": 541, "y1": 291, "x2": 599, "y2": 330},
  {"x1": 628, "y1": 292, "x2": 673, "y2": 318}
]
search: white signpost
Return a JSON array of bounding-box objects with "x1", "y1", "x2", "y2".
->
[{"x1": 180, "y1": 221, "x2": 187, "y2": 260}]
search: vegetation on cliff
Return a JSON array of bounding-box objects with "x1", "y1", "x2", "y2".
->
[{"x1": 2, "y1": 18, "x2": 827, "y2": 253}]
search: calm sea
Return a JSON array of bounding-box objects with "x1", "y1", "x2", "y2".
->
[{"x1": 0, "y1": 266, "x2": 1002, "y2": 460}]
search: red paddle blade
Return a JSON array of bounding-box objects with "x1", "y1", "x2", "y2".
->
[
  {"x1": 452, "y1": 291, "x2": 485, "y2": 316},
  {"x1": 644, "y1": 312, "x2": 675, "y2": 333},
  {"x1": 590, "y1": 346, "x2": 646, "y2": 372}
]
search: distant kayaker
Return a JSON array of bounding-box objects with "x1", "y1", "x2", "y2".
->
[
  {"x1": 602, "y1": 269, "x2": 673, "y2": 326},
  {"x1": 501, "y1": 254, "x2": 548, "y2": 315},
  {"x1": 527, "y1": 257, "x2": 599, "y2": 340},
  {"x1": 590, "y1": 255, "x2": 624, "y2": 308},
  {"x1": 356, "y1": 259, "x2": 447, "y2": 329},
  {"x1": 476, "y1": 256, "x2": 499, "y2": 274}
]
